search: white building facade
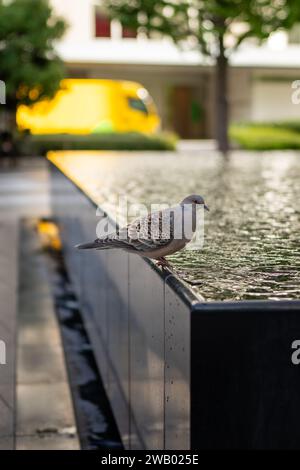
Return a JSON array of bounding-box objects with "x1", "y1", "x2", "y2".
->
[{"x1": 50, "y1": 0, "x2": 300, "y2": 138}]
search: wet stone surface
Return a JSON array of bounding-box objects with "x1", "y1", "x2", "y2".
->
[{"x1": 50, "y1": 150, "x2": 300, "y2": 301}]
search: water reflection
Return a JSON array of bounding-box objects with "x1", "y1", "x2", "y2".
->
[{"x1": 51, "y1": 150, "x2": 300, "y2": 302}]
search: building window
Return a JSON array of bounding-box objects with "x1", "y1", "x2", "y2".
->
[
  {"x1": 122, "y1": 26, "x2": 137, "y2": 39},
  {"x1": 94, "y1": 7, "x2": 111, "y2": 38}
]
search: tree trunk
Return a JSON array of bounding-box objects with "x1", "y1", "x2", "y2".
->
[
  {"x1": 215, "y1": 35, "x2": 229, "y2": 154},
  {"x1": 1, "y1": 106, "x2": 19, "y2": 164},
  {"x1": 2, "y1": 100, "x2": 17, "y2": 136},
  {"x1": 6, "y1": 109, "x2": 17, "y2": 136}
]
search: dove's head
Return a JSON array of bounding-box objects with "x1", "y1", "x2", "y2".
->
[{"x1": 180, "y1": 194, "x2": 209, "y2": 211}]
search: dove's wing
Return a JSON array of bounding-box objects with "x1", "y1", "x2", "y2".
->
[
  {"x1": 78, "y1": 206, "x2": 182, "y2": 253},
  {"x1": 125, "y1": 207, "x2": 177, "y2": 253}
]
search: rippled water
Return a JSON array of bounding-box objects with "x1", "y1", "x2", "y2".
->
[{"x1": 53, "y1": 150, "x2": 300, "y2": 301}]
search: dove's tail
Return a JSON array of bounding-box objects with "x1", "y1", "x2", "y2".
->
[
  {"x1": 75, "y1": 242, "x2": 98, "y2": 250},
  {"x1": 75, "y1": 240, "x2": 106, "y2": 250},
  {"x1": 75, "y1": 238, "x2": 133, "y2": 252}
]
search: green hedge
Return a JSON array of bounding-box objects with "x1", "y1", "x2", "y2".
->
[
  {"x1": 19, "y1": 132, "x2": 177, "y2": 155},
  {"x1": 230, "y1": 122, "x2": 300, "y2": 150},
  {"x1": 233, "y1": 120, "x2": 300, "y2": 133}
]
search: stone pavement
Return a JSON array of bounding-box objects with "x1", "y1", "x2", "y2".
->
[
  {"x1": 0, "y1": 158, "x2": 51, "y2": 219},
  {"x1": 0, "y1": 219, "x2": 18, "y2": 450},
  {"x1": 0, "y1": 158, "x2": 80, "y2": 449}
]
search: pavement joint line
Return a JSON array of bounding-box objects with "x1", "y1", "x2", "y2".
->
[{"x1": 0, "y1": 394, "x2": 13, "y2": 412}]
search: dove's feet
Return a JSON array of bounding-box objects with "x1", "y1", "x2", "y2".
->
[{"x1": 156, "y1": 257, "x2": 171, "y2": 269}]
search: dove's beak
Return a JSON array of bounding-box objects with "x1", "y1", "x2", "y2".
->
[{"x1": 204, "y1": 204, "x2": 209, "y2": 212}]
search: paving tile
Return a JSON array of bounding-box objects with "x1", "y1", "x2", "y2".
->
[
  {"x1": 0, "y1": 436, "x2": 14, "y2": 450},
  {"x1": 18, "y1": 310, "x2": 57, "y2": 330},
  {"x1": 20, "y1": 276, "x2": 51, "y2": 293},
  {"x1": 0, "y1": 397, "x2": 13, "y2": 438},
  {"x1": 0, "y1": 332, "x2": 15, "y2": 386},
  {"x1": 0, "y1": 219, "x2": 18, "y2": 447},
  {"x1": 16, "y1": 434, "x2": 79, "y2": 450},
  {"x1": 17, "y1": 382, "x2": 74, "y2": 436},
  {"x1": 0, "y1": 221, "x2": 18, "y2": 337},
  {"x1": 18, "y1": 296, "x2": 55, "y2": 319},
  {"x1": 18, "y1": 322, "x2": 61, "y2": 348},
  {"x1": 0, "y1": 384, "x2": 14, "y2": 410},
  {"x1": 0, "y1": 163, "x2": 50, "y2": 218},
  {"x1": 18, "y1": 343, "x2": 67, "y2": 385}
]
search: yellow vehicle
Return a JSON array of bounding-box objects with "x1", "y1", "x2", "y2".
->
[{"x1": 17, "y1": 79, "x2": 160, "y2": 135}]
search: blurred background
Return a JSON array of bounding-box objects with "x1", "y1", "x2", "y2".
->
[
  {"x1": 2, "y1": 0, "x2": 300, "y2": 156},
  {"x1": 49, "y1": 0, "x2": 300, "y2": 138},
  {"x1": 1, "y1": 0, "x2": 300, "y2": 452}
]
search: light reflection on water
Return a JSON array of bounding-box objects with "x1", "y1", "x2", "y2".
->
[{"x1": 55, "y1": 150, "x2": 300, "y2": 302}]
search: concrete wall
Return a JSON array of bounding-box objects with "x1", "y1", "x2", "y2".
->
[
  {"x1": 251, "y1": 72, "x2": 300, "y2": 122},
  {"x1": 50, "y1": 0, "x2": 94, "y2": 43}
]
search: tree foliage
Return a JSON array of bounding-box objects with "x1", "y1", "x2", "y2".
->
[
  {"x1": 0, "y1": 0, "x2": 67, "y2": 111},
  {"x1": 103, "y1": 0, "x2": 300, "y2": 150},
  {"x1": 104, "y1": 0, "x2": 300, "y2": 56}
]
